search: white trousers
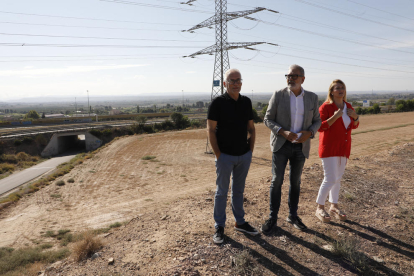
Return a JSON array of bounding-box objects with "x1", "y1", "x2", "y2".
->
[{"x1": 316, "y1": 157, "x2": 347, "y2": 205}]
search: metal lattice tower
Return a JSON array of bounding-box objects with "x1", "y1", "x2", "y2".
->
[{"x1": 182, "y1": 0, "x2": 278, "y2": 100}]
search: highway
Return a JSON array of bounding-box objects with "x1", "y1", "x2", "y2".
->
[
  {"x1": 0, "y1": 154, "x2": 77, "y2": 195},
  {"x1": 0, "y1": 115, "x2": 206, "y2": 139}
]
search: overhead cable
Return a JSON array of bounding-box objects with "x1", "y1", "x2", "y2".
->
[{"x1": 293, "y1": 0, "x2": 414, "y2": 33}]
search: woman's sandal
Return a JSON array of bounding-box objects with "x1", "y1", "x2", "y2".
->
[
  {"x1": 329, "y1": 208, "x2": 347, "y2": 221},
  {"x1": 315, "y1": 208, "x2": 331, "y2": 223}
]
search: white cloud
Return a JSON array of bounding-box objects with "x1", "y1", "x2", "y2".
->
[
  {"x1": 0, "y1": 64, "x2": 149, "y2": 77},
  {"x1": 186, "y1": 71, "x2": 196, "y2": 74}
]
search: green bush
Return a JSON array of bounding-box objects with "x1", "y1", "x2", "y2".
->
[
  {"x1": 56, "y1": 180, "x2": 65, "y2": 186},
  {"x1": 161, "y1": 120, "x2": 174, "y2": 130},
  {"x1": 190, "y1": 120, "x2": 202, "y2": 128},
  {"x1": 89, "y1": 129, "x2": 102, "y2": 137},
  {"x1": 22, "y1": 137, "x2": 34, "y2": 144},
  {"x1": 102, "y1": 129, "x2": 113, "y2": 137},
  {"x1": 0, "y1": 245, "x2": 69, "y2": 275},
  {"x1": 13, "y1": 140, "x2": 22, "y2": 146},
  {"x1": 171, "y1": 112, "x2": 190, "y2": 129}
]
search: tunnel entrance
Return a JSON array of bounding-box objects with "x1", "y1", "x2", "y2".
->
[
  {"x1": 56, "y1": 134, "x2": 86, "y2": 154},
  {"x1": 42, "y1": 132, "x2": 102, "y2": 157}
]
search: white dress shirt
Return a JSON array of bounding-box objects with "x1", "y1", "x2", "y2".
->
[
  {"x1": 342, "y1": 103, "x2": 351, "y2": 129},
  {"x1": 289, "y1": 88, "x2": 305, "y2": 134}
]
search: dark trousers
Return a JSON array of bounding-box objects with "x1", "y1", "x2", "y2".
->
[{"x1": 269, "y1": 141, "x2": 306, "y2": 219}]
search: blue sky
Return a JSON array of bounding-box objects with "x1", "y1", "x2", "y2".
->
[{"x1": 1, "y1": 0, "x2": 414, "y2": 100}]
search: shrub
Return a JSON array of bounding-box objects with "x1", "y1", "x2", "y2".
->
[
  {"x1": 161, "y1": 119, "x2": 174, "y2": 130},
  {"x1": 13, "y1": 140, "x2": 22, "y2": 146},
  {"x1": 135, "y1": 115, "x2": 147, "y2": 124},
  {"x1": 1, "y1": 154, "x2": 17, "y2": 164},
  {"x1": 0, "y1": 163, "x2": 15, "y2": 174},
  {"x1": 72, "y1": 232, "x2": 103, "y2": 262},
  {"x1": 102, "y1": 129, "x2": 113, "y2": 137},
  {"x1": 0, "y1": 245, "x2": 69, "y2": 275},
  {"x1": 35, "y1": 134, "x2": 48, "y2": 147},
  {"x1": 67, "y1": 178, "x2": 75, "y2": 183},
  {"x1": 332, "y1": 237, "x2": 370, "y2": 274},
  {"x1": 231, "y1": 250, "x2": 262, "y2": 276},
  {"x1": 56, "y1": 180, "x2": 65, "y2": 186},
  {"x1": 109, "y1": 222, "x2": 122, "y2": 229},
  {"x1": 22, "y1": 137, "x2": 34, "y2": 144},
  {"x1": 190, "y1": 120, "x2": 201, "y2": 128},
  {"x1": 171, "y1": 112, "x2": 190, "y2": 129},
  {"x1": 89, "y1": 129, "x2": 102, "y2": 137},
  {"x1": 16, "y1": 152, "x2": 29, "y2": 162},
  {"x1": 141, "y1": 155, "x2": 156, "y2": 160}
]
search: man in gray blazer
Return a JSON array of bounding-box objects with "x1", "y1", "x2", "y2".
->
[{"x1": 261, "y1": 64, "x2": 321, "y2": 234}]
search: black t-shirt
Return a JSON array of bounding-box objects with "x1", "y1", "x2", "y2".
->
[{"x1": 207, "y1": 92, "x2": 253, "y2": 156}]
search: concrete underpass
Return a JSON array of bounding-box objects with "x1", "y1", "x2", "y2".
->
[{"x1": 42, "y1": 132, "x2": 102, "y2": 157}]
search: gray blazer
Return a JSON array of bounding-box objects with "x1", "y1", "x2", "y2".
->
[{"x1": 264, "y1": 87, "x2": 322, "y2": 158}]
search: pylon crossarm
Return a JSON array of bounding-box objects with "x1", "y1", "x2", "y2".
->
[
  {"x1": 185, "y1": 16, "x2": 216, "y2": 32},
  {"x1": 180, "y1": 0, "x2": 197, "y2": 5},
  {"x1": 183, "y1": 44, "x2": 217, "y2": 58},
  {"x1": 184, "y1": 7, "x2": 268, "y2": 32},
  {"x1": 226, "y1": 7, "x2": 266, "y2": 19},
  {"x1": 226, "y1": 42, "x2": 265, "y2": 50}
]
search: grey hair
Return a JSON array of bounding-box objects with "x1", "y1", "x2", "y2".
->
[
  {"x1": 289, "y1": 64, "x2": 305, "y2": 76},
  {"x1": 224, "y1": 68, "x2": 242, "y2": 81}
]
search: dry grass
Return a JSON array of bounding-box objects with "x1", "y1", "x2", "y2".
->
[
  {"x1": 231, "y1": 249, "x2": 262, "y2": 276},
  {"x1": 72, "y1": 232, "x2": 103, "y2": 262},
  {"x1": 331, "y1": 237, "x2": 371, "y2": 275},
  {"x1": 0, "y1": 246, "x2": 69, "y2": 275}
]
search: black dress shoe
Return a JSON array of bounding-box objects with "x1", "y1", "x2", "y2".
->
[{"x1": 287, "y1": 215, "x2": 307, "y2": 230}]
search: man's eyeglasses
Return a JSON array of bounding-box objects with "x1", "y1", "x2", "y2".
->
[
  {"x1": 285, "y1": 74, "x2": 303, "y2": 80},
  {"x1": 227, "y1": 79, "x2": 243, "y2": 85}
]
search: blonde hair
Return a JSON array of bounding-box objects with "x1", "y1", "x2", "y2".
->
[{"x1": 325, "y1": 79, "x2": 347, "y2": 103}]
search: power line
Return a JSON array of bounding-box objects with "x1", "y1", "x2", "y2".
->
[
  {"x1": 292, "y1": 0, "x2": 414, "y2": 33},
  {"x1": 0, "y1": 10, "x2": 192, "y2": 25},
  {"x1": 0, "y1": 21, "x2": 189, "y2": 31},
  {"x1": 228, "y1": 31, "x2": 414, "y2": 65},
  {"x1": 191, "y1": 56, "x2": 410, "y2": 80},
  {"x1": 245, "y1": 17, "x2": 414, "y2": 55},
  {"x1": 278, "y1": 13, "x2": 414, "y2": 47},
  {"x1": 258, "y1": 49, "x2": 414, "y2": 74},
  {"x1": 0, "y1": 43, "x2": 207, "y2": 48},
  {"x1": 0, "y1": 32, "x2": 212, "y2": 43},
  {"x1": 99, "y1": 0, "x2": 214, "y2": 14},
  {"x1": 343, "y1": 0, "x2": 414, "y2": 21},
  {"x1": 278, "y1": 45, "x2": 414, "y2": 70}
]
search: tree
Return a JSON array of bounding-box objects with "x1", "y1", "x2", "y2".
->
[
  {"x1": 24, "y1": 110, "x2": 40, "y2": 119},
  {"x1": 261, "y1": 104, "x2": 268, "y2": 117},
  {"x1": 386, "y1": 97, "x2": 395, "y2": 105},
  {"x1": 135, "y1": 115, "x2": 147, "y2": 124},
  {"x1": 171, "y1": 112, "x2": 190, "y2": 129},
  {"x1": 252, "y1": 108, "x2": 261, "y2": 123},
  {"x1": 372, "y1": 103, "x2": 381, "y2": 114},
  {"x1": 41, "y1": 112, "x2": 46, "y2": 119},
  {"x1": 137, "y1": 105, "x2": 140, "y2": 113}
]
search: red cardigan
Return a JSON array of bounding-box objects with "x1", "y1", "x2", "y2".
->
[{"x1": 318, "y1": 101, "x2": 359, "y2": 159}]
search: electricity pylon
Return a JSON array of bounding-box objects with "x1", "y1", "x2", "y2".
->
[{"x1": 182, "y1": 0, "x2": 278, "y2": 100}]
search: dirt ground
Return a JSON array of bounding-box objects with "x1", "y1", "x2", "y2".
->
[{"x1": 1, "y1": 112, "x2": 414, "y2": 275}]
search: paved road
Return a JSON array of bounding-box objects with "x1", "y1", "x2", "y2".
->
[{"x1": 0, "y1": 154, "x2": 77, "y2": 195}]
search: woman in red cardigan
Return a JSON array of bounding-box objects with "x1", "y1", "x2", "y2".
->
[{"x1": 315, "y1": 79, "x2": 359, "y2": 223}]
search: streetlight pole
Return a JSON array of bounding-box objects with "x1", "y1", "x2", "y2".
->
[{"x1": 87, "y1": 90, "x2": 90, "y2": 117}]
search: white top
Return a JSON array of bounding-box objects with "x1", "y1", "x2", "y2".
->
[
  {"x1": 342, "y1": 103, "x2": 351, "y2": 129},
  {"x1": 289, "y1": 87, "x2": 305, "y2": 134}
]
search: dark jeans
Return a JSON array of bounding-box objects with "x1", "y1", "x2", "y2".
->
[{"x1": 269, "y1": 141, "x2": 306, "y2": 219}]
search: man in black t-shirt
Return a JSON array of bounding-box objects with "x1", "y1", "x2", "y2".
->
[{"x1": 207, "y1": 68, "x2": 259, "y2": 244}]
